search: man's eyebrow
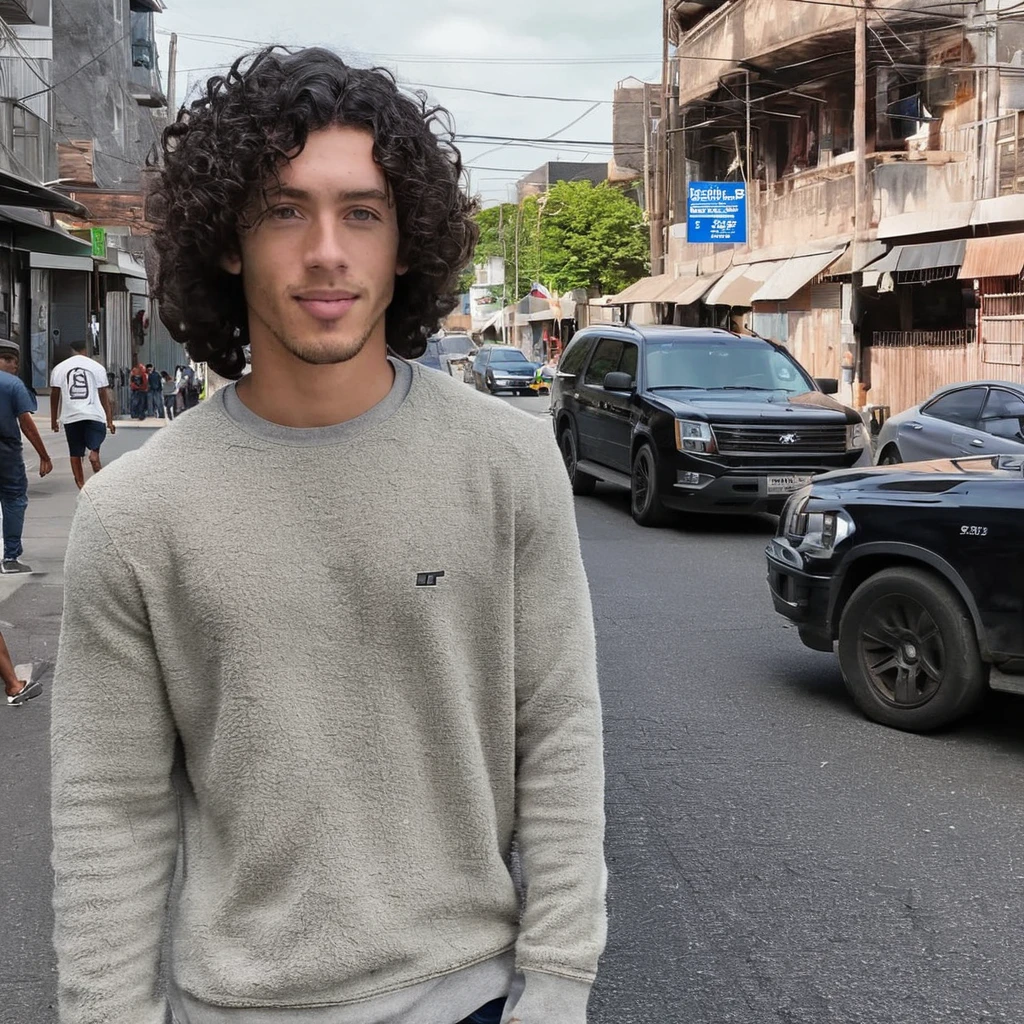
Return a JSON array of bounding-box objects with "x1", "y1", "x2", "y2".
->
[{"x1": 266, "y1": 186, "x2": 390, "y2": 203}]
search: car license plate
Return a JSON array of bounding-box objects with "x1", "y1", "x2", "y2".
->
[{"x1": 766, "y1": 474, "x2": 812, "y2": 495}]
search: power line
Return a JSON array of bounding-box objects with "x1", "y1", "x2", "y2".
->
[{"x1": 20, "y1": 35, "x2": 127, "y2": 102}]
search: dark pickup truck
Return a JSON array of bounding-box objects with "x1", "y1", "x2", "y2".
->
[
  {"x1": 550, "y1": 325, "x2": 868, "y2": 526},
  {"x1": 766, "y1": 454, "x2": 1024, "y2": 731}
]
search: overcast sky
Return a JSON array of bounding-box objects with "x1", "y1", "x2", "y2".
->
[{"x1": 156, "y1": 1, "x2": 661, "y2": 206}]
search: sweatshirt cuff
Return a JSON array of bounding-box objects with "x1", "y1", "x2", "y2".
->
[{"x1": 500, "y1": 969, "x2": 593, "y2": 1024}]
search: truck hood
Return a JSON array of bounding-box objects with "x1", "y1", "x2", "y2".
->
[
  {"x1": 649, "y1": 388, "x2": 860, "y2": 424},
  {"x1": 811, "y1": 454, "x2": 1024, "y2": 495}
]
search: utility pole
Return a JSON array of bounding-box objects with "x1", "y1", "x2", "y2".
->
[
  {"x1": 983, "y1": 0, "x2": 1000, "y2": 199},
  {"x1": 745, "y1": 70, "x2": 752, "y2": 183},
  {"x1": 848, "y1": 5, "x2": 868, "y2": 411},
  {"x1": 853, "y1": 8, "x2": 867, "y2": 242},
  {"x1": 652, "y1": 1, "x2": 669, "y2": 275},
  {"x1": 167, "y1": 32, "x2": 178, "y2": 116}
]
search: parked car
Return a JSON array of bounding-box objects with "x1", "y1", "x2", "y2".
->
[
  {"x1": 766, "y1": 453, "x2": 1024, "y2": 731},
  {"x1": 550, "y1": 325, "x2": 868, "y2": 526},
  {"x1": 875, "y1": 381, "x2": 1024, "y2": 465},
  {"x1": 472, "y1": 345, "x2": 541, "y2": 395},
  {"x1": 415, "y1": 334, "x2": 478, "y2": 377}
]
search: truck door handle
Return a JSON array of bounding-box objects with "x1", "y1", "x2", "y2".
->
[
  {"x1": 909, "y1": 422, "x2": 923, "y2": 430},
  {"x1": 970, "y1": 438, "x2": 985, "y2": 447}
]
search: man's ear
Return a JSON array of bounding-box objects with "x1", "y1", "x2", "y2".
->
[{"x1": 221, "y1": 251, "x2": 242, "y2": 276}]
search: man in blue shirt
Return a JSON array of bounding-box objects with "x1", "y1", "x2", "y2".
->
[{"x1": 0, "y1": 340, "x2": 53, "y2": 573}]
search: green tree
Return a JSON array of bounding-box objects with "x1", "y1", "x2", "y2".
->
[
  {"x1": 539, "y1": 181, "x2": 649, "y2": 295},
  {"x1": 462, "y1": 181, "x2": 648, "y2": 304}
]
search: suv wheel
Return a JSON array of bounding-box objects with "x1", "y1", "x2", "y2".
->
[
  {"x1": 630, "y1": 443, "x2": 670, "y2": 527},
  {"x1": 837, "y1": 567, "x2": 986, "y2": 731},
  {"x1": 559, "y1": 426, "x2": 596, "y2": 496}
]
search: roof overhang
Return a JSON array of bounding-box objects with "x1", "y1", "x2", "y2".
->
[
  {"x1": 0, "y1": 170, "x2": 89, "y2": 219},
  {"x1": 0, "y1": 206, "x2": 92, "y2": 258},
  {"x1": 959, "y1": 233, "x2": 1024, "y2": 280}
]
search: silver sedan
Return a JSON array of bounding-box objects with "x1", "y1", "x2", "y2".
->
[{"x1": 874, "y1": 380, "x2": 1024, "y2": 464}]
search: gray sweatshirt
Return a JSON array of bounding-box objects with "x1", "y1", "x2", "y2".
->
[{"x1": 51, "y1": 359, "x2": 606, "y2": 1024}]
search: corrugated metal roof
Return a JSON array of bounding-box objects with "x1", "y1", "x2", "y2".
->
[
  {"x1": 863, "y1": 239, "x2": 967, "y2": 275},
  {"x1": 666, "y1": 272, "x2": 723, "y2": 306},
  {"x1": 705, "y1": 261, "x2": 784, "y2": 307},
  {"x1": 612, "y1": 274, "x2": 673, "y2": 303},
  {"x1": 897, "y1": 239, "x2": 966, "y2": 272},
  {"x1": 958, "y1": 233, "x2": 1024, "y2": 279},
  {"x1": 751, "y1": 249, "x2": 846, "y2": 303}
]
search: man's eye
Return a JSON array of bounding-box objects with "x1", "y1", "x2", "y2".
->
[
  {"x1": 348, "y1": 208, "x2": 379, "y2": 222},
  {"x1": 269, "y1": 206, "x2": 299, "y2": 220}
]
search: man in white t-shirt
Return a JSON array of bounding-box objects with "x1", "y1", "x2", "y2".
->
[{"x1": 49, "y1": 341, "x2": 116, "y2": 490}]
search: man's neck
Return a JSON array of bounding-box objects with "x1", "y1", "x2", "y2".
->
[{"x1": 236, "y1": 341, "x2": 396, "y2": 429}]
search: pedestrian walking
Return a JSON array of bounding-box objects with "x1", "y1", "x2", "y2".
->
[
  {"x1": 1, "y1": 627, "x2": 41, "y2": 706},
  {"x1": 49, "y1": 340, "x2": 117, "y2": 490},
  {"x1": 129, "y1": 359, "x2": 148, "y2": 419},
  {"x1": 146, "y1": 363, "x2": 163, "y2": 418},
  {"x1": 52, "y1": 46, "x2": 605, "y2": 1024},
  {"x1": 0, "y1": 340, "x2": 52, "y2": 574},
  {"x1": 161, "y1": 371, "x2": 177, "y2": 420}
]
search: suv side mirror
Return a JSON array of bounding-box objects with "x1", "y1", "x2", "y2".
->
[
  {"x1": 604, "y1": 371, "x2": 635, "y2": 392},
  {"x1": 815, "y1": 377, "x2": 839, "y2": 395}
]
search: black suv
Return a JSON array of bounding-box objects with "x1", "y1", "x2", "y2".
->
[
  {"x1": 550, "y1": 325, "x2": 867, "y2": 525},
  {"x1": 766, "y1": 455, "x2": 1024, "y2": 731}
]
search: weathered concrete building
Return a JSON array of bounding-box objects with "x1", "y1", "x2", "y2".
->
[
  {"x1": 48, "y1": 0, "x2": 173, "y2": 402},
  {"x1": 621, "y1": 0, "x2": 1024, "y2": 418}
]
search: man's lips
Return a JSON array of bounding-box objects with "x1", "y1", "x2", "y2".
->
[{"x1": 293, "y1": 293, "x2": 358, "y2": 321}]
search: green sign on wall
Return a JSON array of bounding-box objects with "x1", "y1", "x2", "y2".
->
[{"x1": 90, "y1": 227, "x2": 107, "y2": 260}]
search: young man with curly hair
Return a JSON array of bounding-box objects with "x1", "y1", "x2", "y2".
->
[{"x1": 51, "y1": 47, "x2": 605, "y2": 1024}]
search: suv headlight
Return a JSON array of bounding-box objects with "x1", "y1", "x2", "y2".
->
[
  {"x1": 846, "y1": 422, "x2": 866, "y2": 450},
  {"x1": 786, "y1": 496, "x2": 854, "y2": 554},
  {"x1": 675, "y1": 419, "x2": 717, "y2": 454}
]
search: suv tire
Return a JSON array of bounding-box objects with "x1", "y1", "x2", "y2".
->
[
  {"x1": 631, "y1": 443, "x2": 670, "y2": 527},
  {"x1": 837, "y1": 567, "x2": 986, "y2": 731},
  {"x1": 559, "y1": 425, "x2": 596, "y2": 496}
]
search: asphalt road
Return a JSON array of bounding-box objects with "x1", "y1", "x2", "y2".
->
[{"x1": 4, "y1": 387, "x2": 1024, "y2": 1024}]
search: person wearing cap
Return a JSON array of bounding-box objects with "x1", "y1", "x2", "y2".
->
[{"x1": 0, "y1": 340, "x2": 52, "y2": 574}]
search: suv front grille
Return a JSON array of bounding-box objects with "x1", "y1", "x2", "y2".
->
[{"x1": 712, "y1": 423, "x2": 847, "y2": 455}]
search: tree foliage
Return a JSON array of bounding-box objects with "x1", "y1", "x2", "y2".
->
[{"x1": 462, "y1": 181, "x2": 649, "y2": 303}]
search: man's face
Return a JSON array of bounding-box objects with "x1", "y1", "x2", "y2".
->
[
  {"x1": 225, "y1": 125, "x2": 405, "y2": 368},
  {"x1": 0, "y1": 353, "x2": 18, "y2": 375}
]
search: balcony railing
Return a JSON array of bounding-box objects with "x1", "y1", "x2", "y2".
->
[{"x1": 872, "y1": 329, "x2": 976, "y2": 347}]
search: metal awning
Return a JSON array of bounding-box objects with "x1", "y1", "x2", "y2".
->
[
  {"x1": 959, "y1": 233, "x2": 1024, "y2": 279},
  {"x1": 662, "y1": 272, "x2": 723, "y2": 306},
  {"x1": 865, "y1": 239, "x2": 966, "y2": 273},
  {"x1": 751, "y1": 248, "x2": 846, "y2": 303},
  {"x1": 0, "y1": 206, "x2": 93, "y2": 258},
  {"x1": 0, "y1": 170, "x2": 89, "y2": 218},
  {"x1": 29, "y1": 252, "x2": 93, "y2": 271},
  {"x1": 612, "y1": 274, "x2": 674, "y2": 304},
  {"x1": 705, "y1": 260, "x2": 784, "y2": 307}
]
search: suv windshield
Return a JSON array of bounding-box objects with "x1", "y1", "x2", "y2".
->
[
  {"x1": 490, "y1": 349, "x2": 529, "y2": 365},
  {"x1": 645, "y1": 338, "x2": 814, "y2": 394}
]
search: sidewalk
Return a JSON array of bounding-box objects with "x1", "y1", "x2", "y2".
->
[{"x1": 0, "y1": 419, "x2": 160, "y2": 1023}]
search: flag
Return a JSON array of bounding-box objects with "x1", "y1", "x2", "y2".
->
[{"x1": 529, "y1": 281, "x2": 552, "y2": 300}]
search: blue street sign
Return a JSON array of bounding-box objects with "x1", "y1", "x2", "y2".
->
[{"x1": 687, "y1": 181, "x2": 747, "y2": 244}]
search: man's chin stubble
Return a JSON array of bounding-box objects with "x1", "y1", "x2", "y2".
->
[{"x1": 279, "y1": 321, "x2": 380, "y2": 366}]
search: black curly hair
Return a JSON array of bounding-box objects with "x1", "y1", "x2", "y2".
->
[{"x1": 149, "y1": 46, "x2": 478, "y2": 379}]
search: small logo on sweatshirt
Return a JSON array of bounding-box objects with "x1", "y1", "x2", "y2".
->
[{"x1": 416, "y1": 571, "x2": 445, "y2": 587}]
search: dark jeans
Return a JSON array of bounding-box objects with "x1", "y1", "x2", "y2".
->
[
  {"x1": 457, "y1": 997, "x2": 506, "y2": 1024},
  {"x1": 0, "y1": 453, "x2": 28, "y2": 561},
  {"x1": 130, "y1": 390, "x2": 148, "y2": 419},
  {"x1": 164, "y1": 395, "x2": 177, "y2": 420},
  {"x1": 149, "y1": 391, "x2": 164, "y2": 418}
]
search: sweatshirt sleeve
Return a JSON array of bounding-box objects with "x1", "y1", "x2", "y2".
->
[
  {"x1": 508, "y1": 419, "x2": 607, "y2": 1019},
  {"x1": 51, "y1": 493, "x2": 179, "y2": 1024}
]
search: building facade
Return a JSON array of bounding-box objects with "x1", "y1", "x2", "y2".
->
[{"x1": 624, "y1": 0, "x2": 1024, "y2": 418}]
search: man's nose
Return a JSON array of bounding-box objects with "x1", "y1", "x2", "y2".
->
[{"x1": 304, "y1": 216, "x2": 349, "y2": 270}]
